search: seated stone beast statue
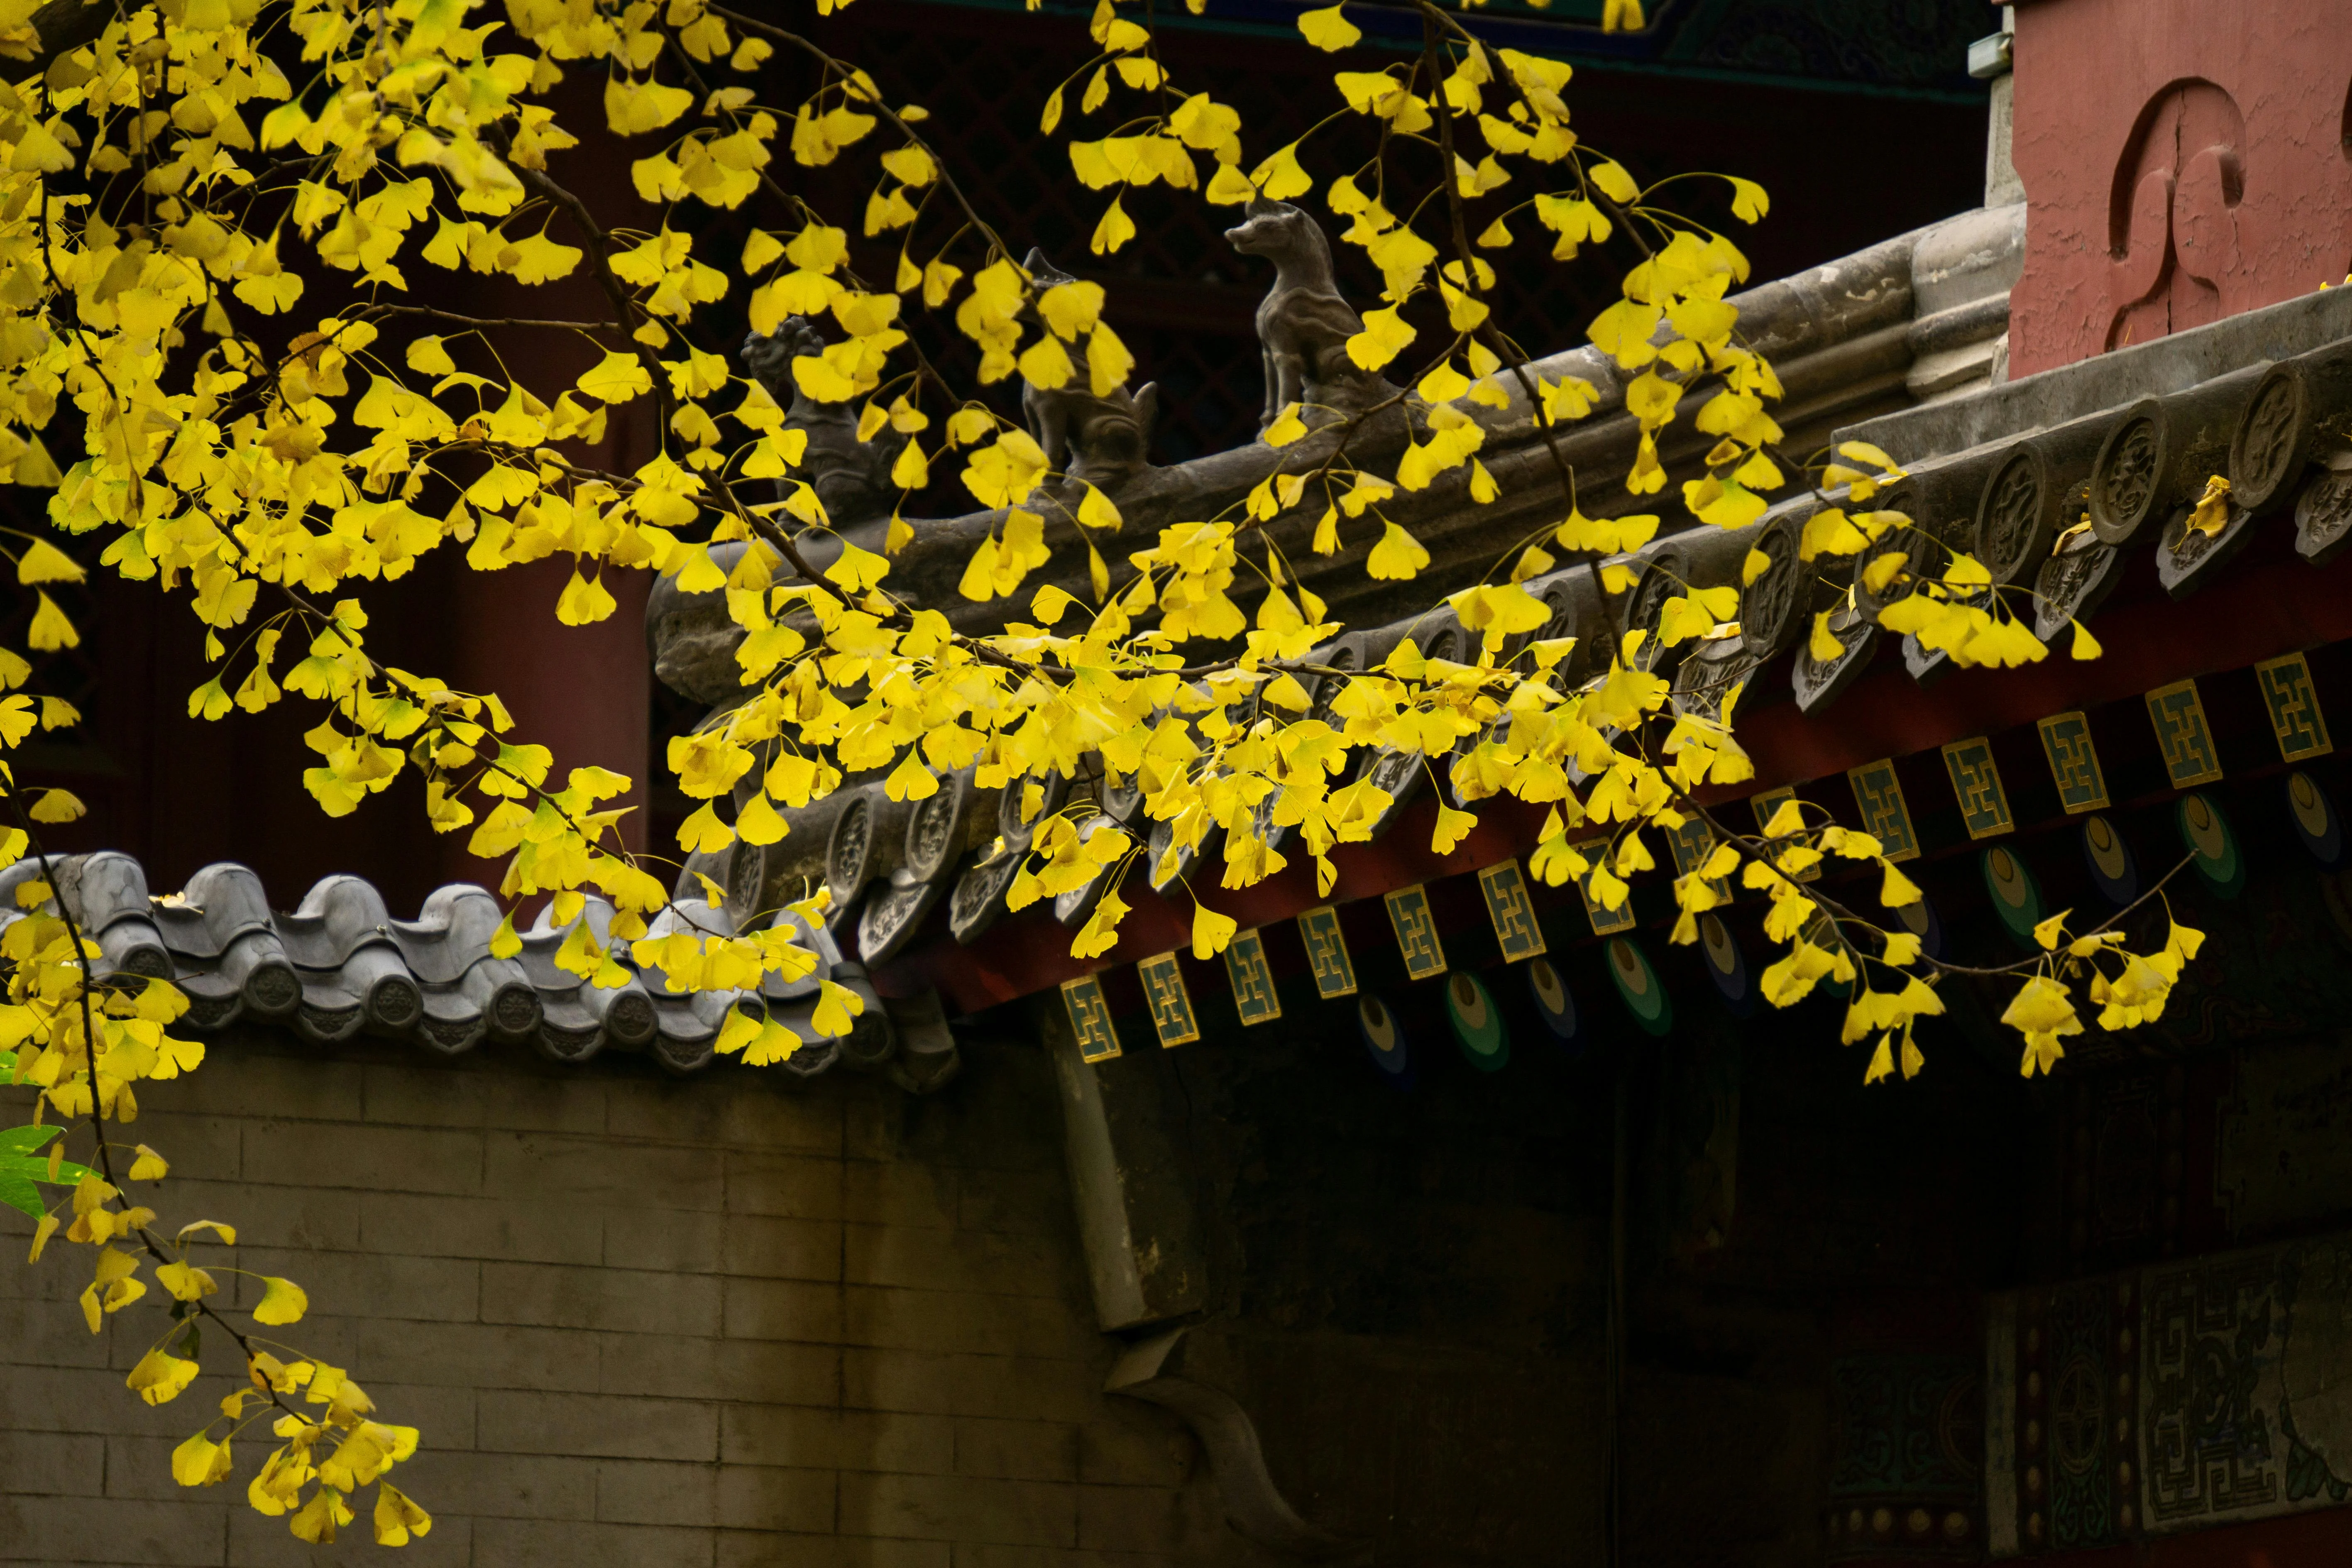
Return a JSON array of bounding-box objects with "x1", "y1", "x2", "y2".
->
[
  {"x1": 741, "y1": 318, "x2": 907, "y2": 527},
  {"x1": 1018, "y1": 248, "x2": 1157, "y2": 493},
  {"x1": 1225, "y1": 197, "x2": 1394, "y2": 429}
]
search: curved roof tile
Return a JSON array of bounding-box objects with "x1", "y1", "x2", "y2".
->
[{"x1": 0, "y1": 852, "x2": 954, "y2": 1091}]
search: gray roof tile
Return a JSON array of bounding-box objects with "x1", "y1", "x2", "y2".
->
[{"x1": 0, "y1": 852, "x2": 946, "y2": 1089}]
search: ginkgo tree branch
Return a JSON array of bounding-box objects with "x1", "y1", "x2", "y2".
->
[
  {"x1": 351, "y1": 304, "x2": 624, "y2": 333},
  {"x1": 1413, "y1": 7, "x2": 1633, "y2": 655},
  {"x1": 511, "y1": 163, "x2": 672, "y2": 421},
  {"x1": 716, "y1": 6, "x2": 1019, "y2": 270},
  {"x1": 3, "y1": 801, "x2": 312, "y2": 1431}
]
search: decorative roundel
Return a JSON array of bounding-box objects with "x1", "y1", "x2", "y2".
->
[
  {"x1": 2287, "y1": 771, "x2": 2344, "y2": 867},
  {"x1": 1698, "y1": 913, "x2": 1753, "y2": 1015},
  {"x1": 2230, "y1": 365, "x2": 2308, "y2": 511},
  {"x1": 825, "y1": 792, "x2": 877, "y2": 920},
  {"x1": 1739, "y1": 510, "x2": 1805, "y2": 659},
  {"x1": 1981, "y1": 845, "x2": 2045, "y2": 944},
  {"x1": 1357, "y1": 994, "x2": 1415, "y2": 1088},
  {"x1": 1445, "y1": 972, "x2": 1510, "y2": 1072},
  {"x1": 2177, "y1": 792, "x2": 2244, "y2": 898},
  {"x1": 2091, "y1": 412, "x2": 2160, "y2": 542},
  {"x1": 1892, "y1": 888, "x2": 1944, "y2": 961},
  {"x1": 1526, "y1": 957, "x2": 1579, "y2": 1046},
  {"x1": 1977, "y1": 448, "x2": 2047, "y2": 585},
  {"x1": 2080, "y1": 814, "x2": 2141, "y2": 906},
  {"x1": 996, "y1": 768, "x2": 1069, "y2": 850},
  {"x1": 1605, "y1": 937, "x2": 1674, "y2": 1037}
]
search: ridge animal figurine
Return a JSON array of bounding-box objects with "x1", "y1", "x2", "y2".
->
[
  {"x1": 741, "y1": 317, "x2": 907, "y2": 526},
  {"x1": 1225, "y1": 196, "x2": 1394, "y2": 429},
  {"x1": 1018, "y1": 247, "x2": 1157, "y2": 492}
]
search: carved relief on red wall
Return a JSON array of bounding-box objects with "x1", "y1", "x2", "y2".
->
[
  {"x1": 2104, "y1": 81, "x2": 2247, "y2": 353},
  {"x1": 2005, "y1": 0, "x2": 2352, "y2": 378}
]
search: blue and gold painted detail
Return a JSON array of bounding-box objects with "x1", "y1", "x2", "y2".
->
[
  {"x1": 1941, "y1": 736, "x2": 2014, "y2": 840},
  {"x1": 1571, "y1": 841, "x2": 1640, "y2": 935},
  {"x1": 2178, "y1": 791, "x2": 2244, "y2": 898},
  {"x1": 1527, "y1": 956, "x2": 1579, "y2": 1045},
  {"x1": 1606, "y1": 936, "x2": 1673, "y2": 1037},
  {"x1": 2038, "y1": 711, "x2": 2110, "y2": 815},
  {"x1": 1846, "y1": 759, "x2": 1920, "y2": 863},
  {"x1": 2255, "y1": 652, "x2": 2332, "y2": 762},
  {"x1": 1664, "y1": 815, "x2": 1734, "y2": 896},
  {"x1": 1698, "y1": 912, "x2": 1753, "y2": 1015},
  {"x1": 2080, "y1": 814, "x2": 2140, "y2": 906},
  {"x1": 1061, "y1": 974, "x2": 1121, "y2": 1063},
  {"x1": 2288, "y1": 771, "x2": 2344, "y2": 867},
  {"x1": 1222, "y1": 927, "x2": 1281, "y2": 1026},
  {"x1": 1384, "y1": 884, "x2": 1448, "y2": 981},
  {"x1": 1297, "y1": 905, "x2": 1357, "y2": 1000},
  {"x1": 1981, "y1": 844, "x2": 2044, "y2": 945},
  {"x1": 1136, "y1": 952, "x2": 1199, "y2": 1049},
  {"x1": 1477, "y1": 859, "x2": 1548, "y2": 961},
  {"x1": 1445, "y1": 971, "x2": 1509, "y2": 1071},
  {"x1": 1357, "y1": 993, "x2": 1413, "y2": 1088},
  {"x1": 2147, "y1": 678, "x2": 2225, "y2": 788}
]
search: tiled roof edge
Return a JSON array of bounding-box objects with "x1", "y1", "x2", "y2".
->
[{"x1": 2, "y1": 852, "x2": 960, "y2": 1093}]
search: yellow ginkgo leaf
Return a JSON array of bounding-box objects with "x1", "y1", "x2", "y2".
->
[
  {"x1": 577, "y1": 350, "x2": 653, "y2": 404},
  {"x1": 172, "y1": 1430, "x2": 232, "y2": 1488},
  {"x1": 29, "y1": 788, "x2": 84, "y2": 823},
  {"x1": 1588, "y1": 159, "x2": 1639, "y2": 204},
  {"x1": 1250, "y1": 143, "x2": 1313, "y2": 202},
  {"x1": 16, "y1": 539, "x2": 83, "y2": 585},
  {"x1": 126, "y1": 1346, "x2": 200, "y2": 1406},
  {"x1": 1432, "y1": 805, "x2": 1478, "y2": 854},
  {"x1": 1296, "y1": 3, "x2": 1360, "y2": 50},
  {"x1": 1346, "y1": 306, "x2": 1416, "y2": 371},
  {"x1": 1090, "y1": 196, "x2": 1137, "y2": 256},
  {"x1": 1807, "y1": 611, "x2": 1844, "y2": 663},
  {"x1": 28, "y1": 591, "x2": 78, "y2": 651},
  {"x1": 1191, "y1": 902, "x2": 1238, "y2": 959},
  {"x1": 374, "y1": 1483, "x2": 433, "y2": 1546},
  {"x1": 252, "y1": 1275, "x2": 309, "y2": 1326},
  {"x1": 1366, "y1": 521, "x2": 1430, "y2": 580}
]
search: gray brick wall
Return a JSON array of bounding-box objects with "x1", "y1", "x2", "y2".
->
[{"x1": 1, "y1": 1032, "x2": 1244, "y2": 1566}]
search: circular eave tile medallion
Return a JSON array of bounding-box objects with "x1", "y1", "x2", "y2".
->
[
  {"x1": 1605, "y1": 937, "x2": 1673, "y2": 1037},
  {"x1": 1358, "y1": 993, "x2": 1414, "y2": 1089},
  {"x1": 2288, "y1": 771, "x2": 2344, "y2": 868},
  {"x1": 1698, "y1": 912, "x2": 1753, "y2": 1015},
  {"x1": 1526, "y1": 956, "x2": 1581, "y2": 1050},
  {"x1": 2081, "y1": 814, "x2": 2141, "y2": 906},
  {"x1": 1982, "y1": 844, "x2": 2045, "y2": 946},
  {"x1": 1445, "y1": 971, "x2": 1509, "y2": 1071},
  {"x1": 2177, "y1": 792, "x2": 2244, "y2": 898}
]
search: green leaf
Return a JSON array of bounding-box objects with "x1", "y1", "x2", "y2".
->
[{"x1": 0, "y1": 1125, "x2": 92, "y2": 1221}]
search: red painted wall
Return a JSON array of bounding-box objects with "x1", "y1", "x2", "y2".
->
[{"x1": 2006, "y1": 0, "x2": 2352, "y2": 376}]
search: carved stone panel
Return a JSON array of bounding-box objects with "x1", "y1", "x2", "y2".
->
[
  {"x1": 2157, "y1": 501, "x2": 2258, "y2": 598},
  {"x1": 1794, "y1": 602, "x2": 1878, "y2": 714},
  {"x1": 949, "y1": 850, "x2": 1023, "y2": 945},
  {"x1": 2295, "y1": 457, "x2": 2352, "y2": 565},
  {"x1": 2034, "y1": 533, "x2": 2124, "y2": 642}
]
